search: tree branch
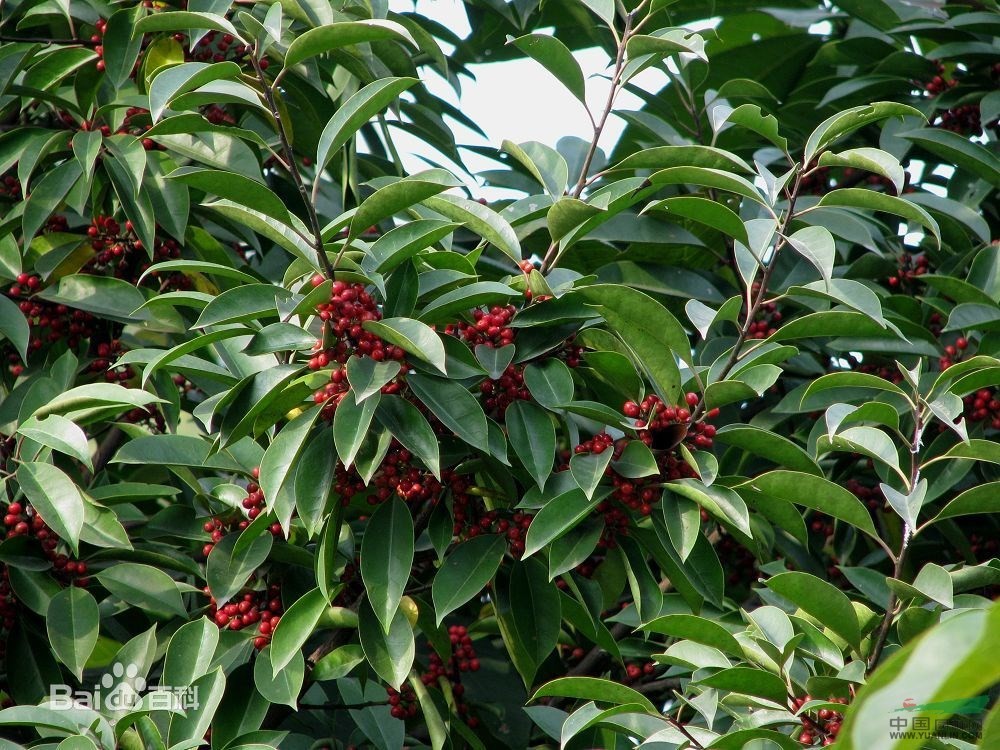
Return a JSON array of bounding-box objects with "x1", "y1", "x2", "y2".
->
[{"x1": 249, "y1": 52, "x2": 336, "y2": 280}]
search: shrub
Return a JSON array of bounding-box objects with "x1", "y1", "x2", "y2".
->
[{"x1": 0, "y1": 0, "x2": 998, "y2": 748}]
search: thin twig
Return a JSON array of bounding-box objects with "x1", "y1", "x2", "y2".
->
[
  {"x1": 0, "y1": 34, "x2": 99, "y2": 46},
  {"x1": 249, "y1": 51, "x2": 335, "y2": 279}
]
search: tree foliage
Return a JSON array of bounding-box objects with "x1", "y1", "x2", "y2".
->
[{"x1": 0, "y1": 0, "x2": 998, "y2": 748}]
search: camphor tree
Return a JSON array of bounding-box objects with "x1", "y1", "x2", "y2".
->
[{"x1": 0, "y1": 0, "x2": 998, "y2": 747}]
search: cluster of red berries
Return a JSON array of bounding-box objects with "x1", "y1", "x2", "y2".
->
[
  {"x1": 852, "y1": 359, "x2": 904, "y2": 384},
  {"x1": 622, "y1": 660, "x2": 658, "y2": 685},
  {"x1": 4, "y1": 503, "x2": 90, "y2": 586},
  {"x1": 887, "y1": 252, "x2": 930, "y2": 291},
  {"x1": 845, "y1": 479, "x2": 884, "y2": 512},
  {"x1": 334, "y1": 444, "x2": 441, "y2": 507},
  {"x1": 412, "y1": 625, "x2": 480, "y2": 725},
  {"x1": 792, "y1": 695, "x2": 849, "y2": 746},
  {"x1": 479, "y1": 363, "x2": 530, "y2": 415},
  {"x1": 449, "y1": 473, "x2": 532, "y2": 557},
  {"x1": 964, "y1": 388, "x2": 1000, "y2": 430},
  {"x1": 799, "y1": 166, "x2": 833, "y2": 195},
  {"x1": 448, "y1": 305, "x2": 516, "y2": 349},
  {"x1": 939, "y1": 336, "x2": 969, "y2": 370},
  {"x1": 84, "y1": 216, "x2": 185, "y2": 280},
  {"x1": 386, "y1": 683, "x2": 418, "y2": 720},
  {"x1": 190, "y1": 31, "x2": 260, "y2": 65},
  {"x1": 91, "y1": 18, "x2": 109, "y2": 72},
  {"x1": 625, "y1": 393, "x2": 718, "y2": 450},
  {"x1": 204, "y1": 104, "x2": 237, "y2": 126},
  {"x1": 0, "y1": 172, "x2": 21, "y2": 201},
  {"x1": 748, "y1": 300, "x2": 782, "y2": 339},
  {"x1": 311, "y1": 279, "x2": 402, "y2": 362},
  {"x1": 88, "y1": 340, "x2": 134, "y2": 383},
  {"x1": 205, "y1": 583, "x2": 283, "y2": 650},
  {"x1": 935, "y1": 104, "x2": 983, "y2": 136}
]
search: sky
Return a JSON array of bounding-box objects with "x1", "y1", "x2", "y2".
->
[{"x1": 385, "y1": 0, "x2": 669, "y2": 191}]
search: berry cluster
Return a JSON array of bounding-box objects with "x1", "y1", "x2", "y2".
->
[
  {"x1": 718, "y1": 532, "x2": 758, "y2": 588},
  {"x1": 622, "y1": 660, "x2": 658, "y2": 685},
  {"x1": 413, "y1": 625, "x2": 479, "y2": 726},
  {"x1": 845, "y1": 479, "x2": 884, "y2": 512},
  {"x1": 309, "y1": 279, "x2": 404, "y2": 414},
  {"x1": 450, "y1": 473, "x2": 532, "y2": 557},
  {"x1": 626, "y1": 393, "x2": 718, "y2": 451},
  {"x1": 964, "y1": 388, "x2": 1000, "y2": 430},
  {"x1": 935, "y1": 104, "x2": 982, "y2": 136},
  {"x1": 0, "y1": 568, "x2": 17, "y2": 659},
  {"x1": 0, "y1": 172, "x2": 21, "y2": 201},
  {"x1": 479, "y1": 363, "x2": 529, "y2": 415},
  {"x1": 88, "y1": 340, "x2": 134, "y2": 383},
  {"x1": 84, "y1": 215, "x2": 185, "y2": 281},
  {"x1": 189, "y1": 31, "x2": 260, "y2": 66},
  {"x1": 448, "y1": 305, "x2": 516, "y2": 349},
  {"x1": 939, "y1": 336, "x2": 969, "y2": 370},
  {"x1": 792, "y1": 695, "x2": 849, "y2": 746},
  {"x1": 386, "y1": 684, "x2": 418, "y2": 720},
  {"x1": 205, "y1": 583, "x2": 283, "y2": 650},
  {"x1": 3, "y1": 503, "x2": 89, "y2": 586},
  {"x1": 334, "y1": 444, "x2": 441, "y2": 507},
  {"x1": 886, "y1": 251, "x2": 930, "y2": 292}
]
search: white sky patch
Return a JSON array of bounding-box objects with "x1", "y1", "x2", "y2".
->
[{"x1": 386, "y1": 0, "x2": 671, "y2": 193}]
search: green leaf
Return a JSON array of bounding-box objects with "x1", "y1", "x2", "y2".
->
[
  {"x1": 523, "y1": 358, "x2": 575, "y2": 408},
  {"x1": 362, "y1": 317, "x2": 446, "y2": 373},
  {"x1": 765, "y1": 571, "x2": 860, "y2": 648},
  {"x1": 803, "y1": 102, "x2": 924, "y2": 165},
  {"x1": 508, "y1": 34, "x2": 586, "y2": 105},
  {"x1": 168, "y1": 167, "x2": 291, "y2": 225},
  {"x1": 579, "y1": 285, "x2": 688, "y2": 405},
  {"x1": 502, "y1": 140, "x2": 569, "y2": 197},
  {"x1": 786, "y1": 225, "x2": 835, "y2": 284},
  {"x1": 359, "y1": 599, "x2": 414, "y2": 690},
  {"x1": 737, "y1": 471, "x2": 879, "y2": 539},
  {"x1": 523, "y1": 488, "x2": 593, "y2": 558},
  {"x1": 932, "y1": 482, "x2": 1000, "y2": 523},
  {"x1": 645, "y1": 613, "x2": 743, "y2": 655},
  {"x1": 254, "y1": 646, "x2": 303, "y2": 709},
  {"x1": 148, "y1": 61, "x2": 242, "y2": 122},
  {"x1": 714, "y1": 425, "x2": 822, "y2": 476},
  {"x1": 531, "y1": 676, "x2": 657, "y2": 714},
  {"x1": 816, "y1": 189, "x2": 940, "y2": 246},
  {"x1": 407, "y1": 373, "x2": 489, "y2": 452},
  {"x1": 312, "y1": 644, "x2": 366, "y2": 681},
  {"x1": 648, "y1": 166, "x2": 766, "y2": 205},
  {"x1": 16, "y1": 415, "x2": 92, "y2": 470},
  {"x1": 711, "y1": 103, "x2": 787, "y2": 151},
  {"x1": 507, "y1": 559, "x2": 561, "y2": 682},
  {"x1": 95, "y1": 563, "x2": 187, "y2": 618},
  {"x1": 334, "y1": 389, "x2": 380, "y2": 469},
  {"x1": 346, "y1": 356, "x2": 402, "y2": 400},
  {"x1": 16, "y1": 463, "x2": 84, "y2": 556},
  {"x1": 206, "y1": 531, "x2": 273, "y2": 606},
  {"x1": 316, "y1": 77, "x2": 418, "y2": 171},
  {"x1": 193, "y1": 284, "x2": 293, "y2": 328},
  {"x1": 103, "y1": 7, "x2": 145, "y2": 90},
  {"x1": 259, "y1": 405, "x2": 321, "y2": 510},
  {"x1": 575, "y1": 0, "x2": 616, "y2": 26},
  {"x1": 134, "y1": 11, "x2": 243, "y2": 40},
  {"x1": 162, "y1": 617, "x2": 220, "y2": 688},
  {"x1": 642, "y1": 196, "x2": 749, "y2": 245},
  {"x1": 505, "y1": 401, "x2": 556, "y2": 490},
  {"x1": 375, "y1": 395, "x2": 440, "y2": 478},
  {"x1": 270, "y1": 587, "x2": 329, "y2": 675},
  {"x1": 900, "y1": 128, "x2": 1000, "y2": 187},
  {"x1": 818, "y1": 147, "x2": 905, "y2": 195},
  {"x1": 243, "y1": 321, "x2": 317, "y2": 355},
  {"x1": 46, "y1": 587, "x2": 99, "y2": 680},
  {"x1": 695, "y1": 666, "x2": 789, "y2": 705},
  {"x1": 432, "y1": 534, "x2": 506, "y2": 624},
  {"x1": 422, "y1": 193, "x2": 522, "y2": 264},
  {"x1": 361, "y1": 499, "x2": 414, "y2": 634},
  {"x1": 547, "y1": 197, "x2": 605, "y2": 242},
  {"x1": 669, "y1": 479, "x2": 752, "y2": 538},
  {"x1": 284, "y1": 19, "x2": 416, "y2": 67},
  {"x1": 22, "y1": 160, "x2": 82, "y2": 244},
  {"x1": 661, "y1": 494, "x2": 701, "y2": 562},
  {"x1": 0, "y1": 294, "x2": 30, "y2": 363},
  {"x1": 836, "y1": 605, "x2": 1000, "y2": 750},
  {"x1": 570, "y1": 450, "x2": 613, "y2": 499},
  {"x1": 612, "y1": 145, "x2": 751, "y2": 174},
  {"x1": 419, "y1": 281, "x2": 521, "y2": 323}
]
